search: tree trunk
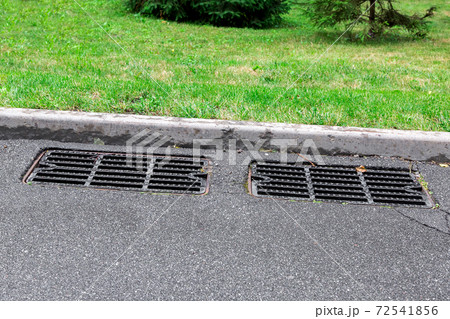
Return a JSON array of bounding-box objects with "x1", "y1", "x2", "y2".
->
[{"x1": 369, "y1": 0, "x2": 376, "y2": 36}]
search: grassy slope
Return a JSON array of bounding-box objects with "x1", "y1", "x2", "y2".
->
[{"x1": 0, "y1": 0, "x2": 448, "y2": 131}]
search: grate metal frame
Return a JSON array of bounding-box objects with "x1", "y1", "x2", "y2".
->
[
  {"x1": 249, "y1": 161, "x2": 433, "y2": 208},
  {"x1": 24, "y1": 149, "x2": 211, "y2": 195}
]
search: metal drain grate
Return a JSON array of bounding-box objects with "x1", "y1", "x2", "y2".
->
[
  {"x1": 249, "y1": 162, "x2": 432, "y2": 207},
  {"x1": 24, "y1": 150, "x2": 210, "y2": 195}
]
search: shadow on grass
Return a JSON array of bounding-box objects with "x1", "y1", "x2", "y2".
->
[{"x1": 305, "y1": 28, "x2": 435, "y2": 46}]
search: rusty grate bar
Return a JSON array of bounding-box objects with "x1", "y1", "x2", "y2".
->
[
  {"x1": 24, "y1": 149, "x2": 210, "y2": 195},
  {"x1": 249, "y1": 162, "x2": 432, "y2": 207}
]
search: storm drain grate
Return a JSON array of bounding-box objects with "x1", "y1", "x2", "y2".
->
[
  {"x1": 24, "y1": 149, "x2": 210, "y2": 195},
  {"x1": 249, "y1": 162, "x2": 432, "y2": 207}
]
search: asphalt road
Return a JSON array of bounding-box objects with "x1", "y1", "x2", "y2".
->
[{"x1": 0, "y1": 139, "x2": 449, "y2": 300}]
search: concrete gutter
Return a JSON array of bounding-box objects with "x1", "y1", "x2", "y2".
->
[{"x1": 0, "y1": 107, "x2": 449, "y2": 161}]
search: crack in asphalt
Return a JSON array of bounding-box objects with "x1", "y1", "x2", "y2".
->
[
  {"x1": 442, "y1": 210, "x2": 450, "y2": 233},
  {"x1": 393, "y1": 208, "x2": 450, "y2": 236}
]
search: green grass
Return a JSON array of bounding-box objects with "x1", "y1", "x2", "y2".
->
[{"x1": 0, "y1": 0, "x2": 449, "y2": 131}]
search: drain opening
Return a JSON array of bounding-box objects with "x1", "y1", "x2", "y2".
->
[
  {"x1": 249, "y1": 162, "x2": 432, "y2": 207},
  {"x1": 25, "y1": 149, "x2": 210, "y2": 195}
]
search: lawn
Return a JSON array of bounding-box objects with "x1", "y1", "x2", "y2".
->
[{"x1": 0, "y1": 0, "x2": 449, "y2": 131}]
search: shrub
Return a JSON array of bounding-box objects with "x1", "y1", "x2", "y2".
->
[{"x1": 129, "y1": 0, "x2": 291, "y2": 28}]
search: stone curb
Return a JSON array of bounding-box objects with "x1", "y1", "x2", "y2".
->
[{"x1": 1, "y1": 107, "x2": 449, "y2": 161}]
